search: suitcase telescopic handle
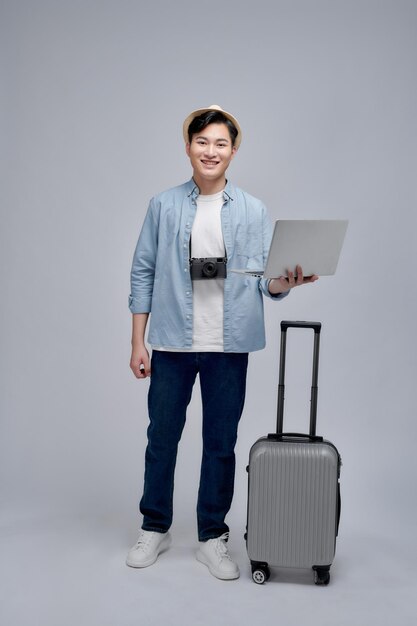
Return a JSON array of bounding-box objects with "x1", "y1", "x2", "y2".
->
[{"x1": 276, "y1": 321, "x2": 322, "y2": 437}]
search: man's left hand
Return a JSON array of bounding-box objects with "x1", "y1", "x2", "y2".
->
[{"x1": 268, "y1": 265, "x2": 319, "y2": 295}]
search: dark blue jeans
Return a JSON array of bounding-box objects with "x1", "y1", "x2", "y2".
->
[{"x1": 140, "y1": 350, "x2": 249, "y2": 541}]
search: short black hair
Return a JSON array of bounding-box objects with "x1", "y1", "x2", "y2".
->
[{"x1": 188, "y1": 111, "x2": 238, "y2": 147}]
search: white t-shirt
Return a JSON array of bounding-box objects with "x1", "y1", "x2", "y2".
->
[
  {"x1": 190, "y1": 191, "x2": 225, "y2": 351},
  {"x1": 153, "y1": 190, "x2": 225, "y2": 352}
]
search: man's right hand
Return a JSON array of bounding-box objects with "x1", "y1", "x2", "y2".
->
[{"x1": 130, "y1": 346, "x2": 151, "y2": 379}]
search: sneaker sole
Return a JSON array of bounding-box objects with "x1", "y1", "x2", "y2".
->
[
  {"x1": 126, "y1": 533, "x2": 172, "y2": 568},
  {"x1": 196, "y1": 549, "x2": 240, "y2": 580}
]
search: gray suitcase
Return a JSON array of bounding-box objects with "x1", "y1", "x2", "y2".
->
[{"x1": 246, "y1": 321, "x2": 341, "y2": 585}]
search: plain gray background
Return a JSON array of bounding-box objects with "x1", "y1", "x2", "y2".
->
[{"x1": 1, "y1": 1, "x2": 416, "y2": 624}]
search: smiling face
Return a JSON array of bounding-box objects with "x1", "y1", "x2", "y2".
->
[{"x1": 186, "y1": 122, "x2": 237, "y2": 193}]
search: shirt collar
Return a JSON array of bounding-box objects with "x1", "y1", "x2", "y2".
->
[{"x1": 186, "y1": 178, "x2": 235, "y2": 202}]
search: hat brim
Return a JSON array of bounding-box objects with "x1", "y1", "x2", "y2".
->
[{"x1": 183, "y1": 105, "x2": 242, "y2": 149}]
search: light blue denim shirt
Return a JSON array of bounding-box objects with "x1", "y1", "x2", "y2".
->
[{"x1": 129, "y1": 179, "x2": 288, "y2": 352}]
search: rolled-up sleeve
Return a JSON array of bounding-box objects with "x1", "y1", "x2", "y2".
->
[{"x1": 128, "y1": 198, "x2": 159, "y2": 314}]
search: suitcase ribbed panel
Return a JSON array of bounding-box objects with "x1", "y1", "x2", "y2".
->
[{"x1": 247, "y1": 439, "x2": 339, "y2": 568}]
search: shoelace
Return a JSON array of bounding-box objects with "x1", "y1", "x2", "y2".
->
[
  {"x1": 135, "y1": 531, "x2": 154, "y2": 552},
  {"x1": 212, "y1": 532, "x2": 232, "y2": 561}
]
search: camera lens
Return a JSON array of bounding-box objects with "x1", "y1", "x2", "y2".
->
[{"x1": 202, "y1": 261, "x2": 217, "y2": 278}]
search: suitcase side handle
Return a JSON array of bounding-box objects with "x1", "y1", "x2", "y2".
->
[
  {"x1": 268, "y1": 432, "x2": 324, "y2": 443},
  {"x1": 277, "y1": 321, "x2": 321, "y2": 437}
]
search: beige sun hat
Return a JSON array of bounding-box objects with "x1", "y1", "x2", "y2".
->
[{"x1": 182, "y1": 104, "x2": 242, "y2": 149}]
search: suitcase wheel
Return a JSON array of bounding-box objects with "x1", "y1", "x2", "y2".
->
[
  {"x1": 313, "y1": 566, "x2": 331, "y2": 586},
  {"x1": 251, "y1": 565, "x2": 270, "y2": 585}
]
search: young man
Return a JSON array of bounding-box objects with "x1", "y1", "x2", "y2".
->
[{"x1": 127, "y1": 105, "x2": 317, "y2": 580}]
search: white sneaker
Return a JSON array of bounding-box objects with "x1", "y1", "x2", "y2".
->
[
  {"x1": 196, "y1": 532, "x2": 240, "y2": 580},
  {"x1": 126, "y1": 530, "x2": 172, "y2": 568}
]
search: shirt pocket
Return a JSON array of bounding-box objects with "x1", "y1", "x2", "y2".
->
[
  {"x1": 159, "y1": 207, "x2": 181, "y2": 243},
  {"x1": 235, "y1": 222, "x2": 263, "y2": 259}
]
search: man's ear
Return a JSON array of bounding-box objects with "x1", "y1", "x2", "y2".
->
[
  {"x1": 185, "y1": 142, "x2": 191, "y2": 157},
  {"x1": 231, "y1": 146, "x2": 238, "y2": 159}
]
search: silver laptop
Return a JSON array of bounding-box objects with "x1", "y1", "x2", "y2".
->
[{"x1": 231, "y1": 219, "x2": 348, "y2": 279}]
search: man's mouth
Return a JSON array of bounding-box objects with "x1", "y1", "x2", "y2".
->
[{"x1": 201, "y1": 160, "x2": 219, "y2": 167}]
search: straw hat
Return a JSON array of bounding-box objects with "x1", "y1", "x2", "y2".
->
[{"x1": 182, "y1": 104, "x2": 242, "y2": 149}]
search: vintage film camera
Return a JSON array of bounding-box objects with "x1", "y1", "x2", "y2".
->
[{"x1": 189, "y1": 257, "x2": 227, "y2": 280}]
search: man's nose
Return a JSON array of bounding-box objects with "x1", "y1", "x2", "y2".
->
[{"x1": 204, "y1": 144, "x2": 217, "y2": 157}]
